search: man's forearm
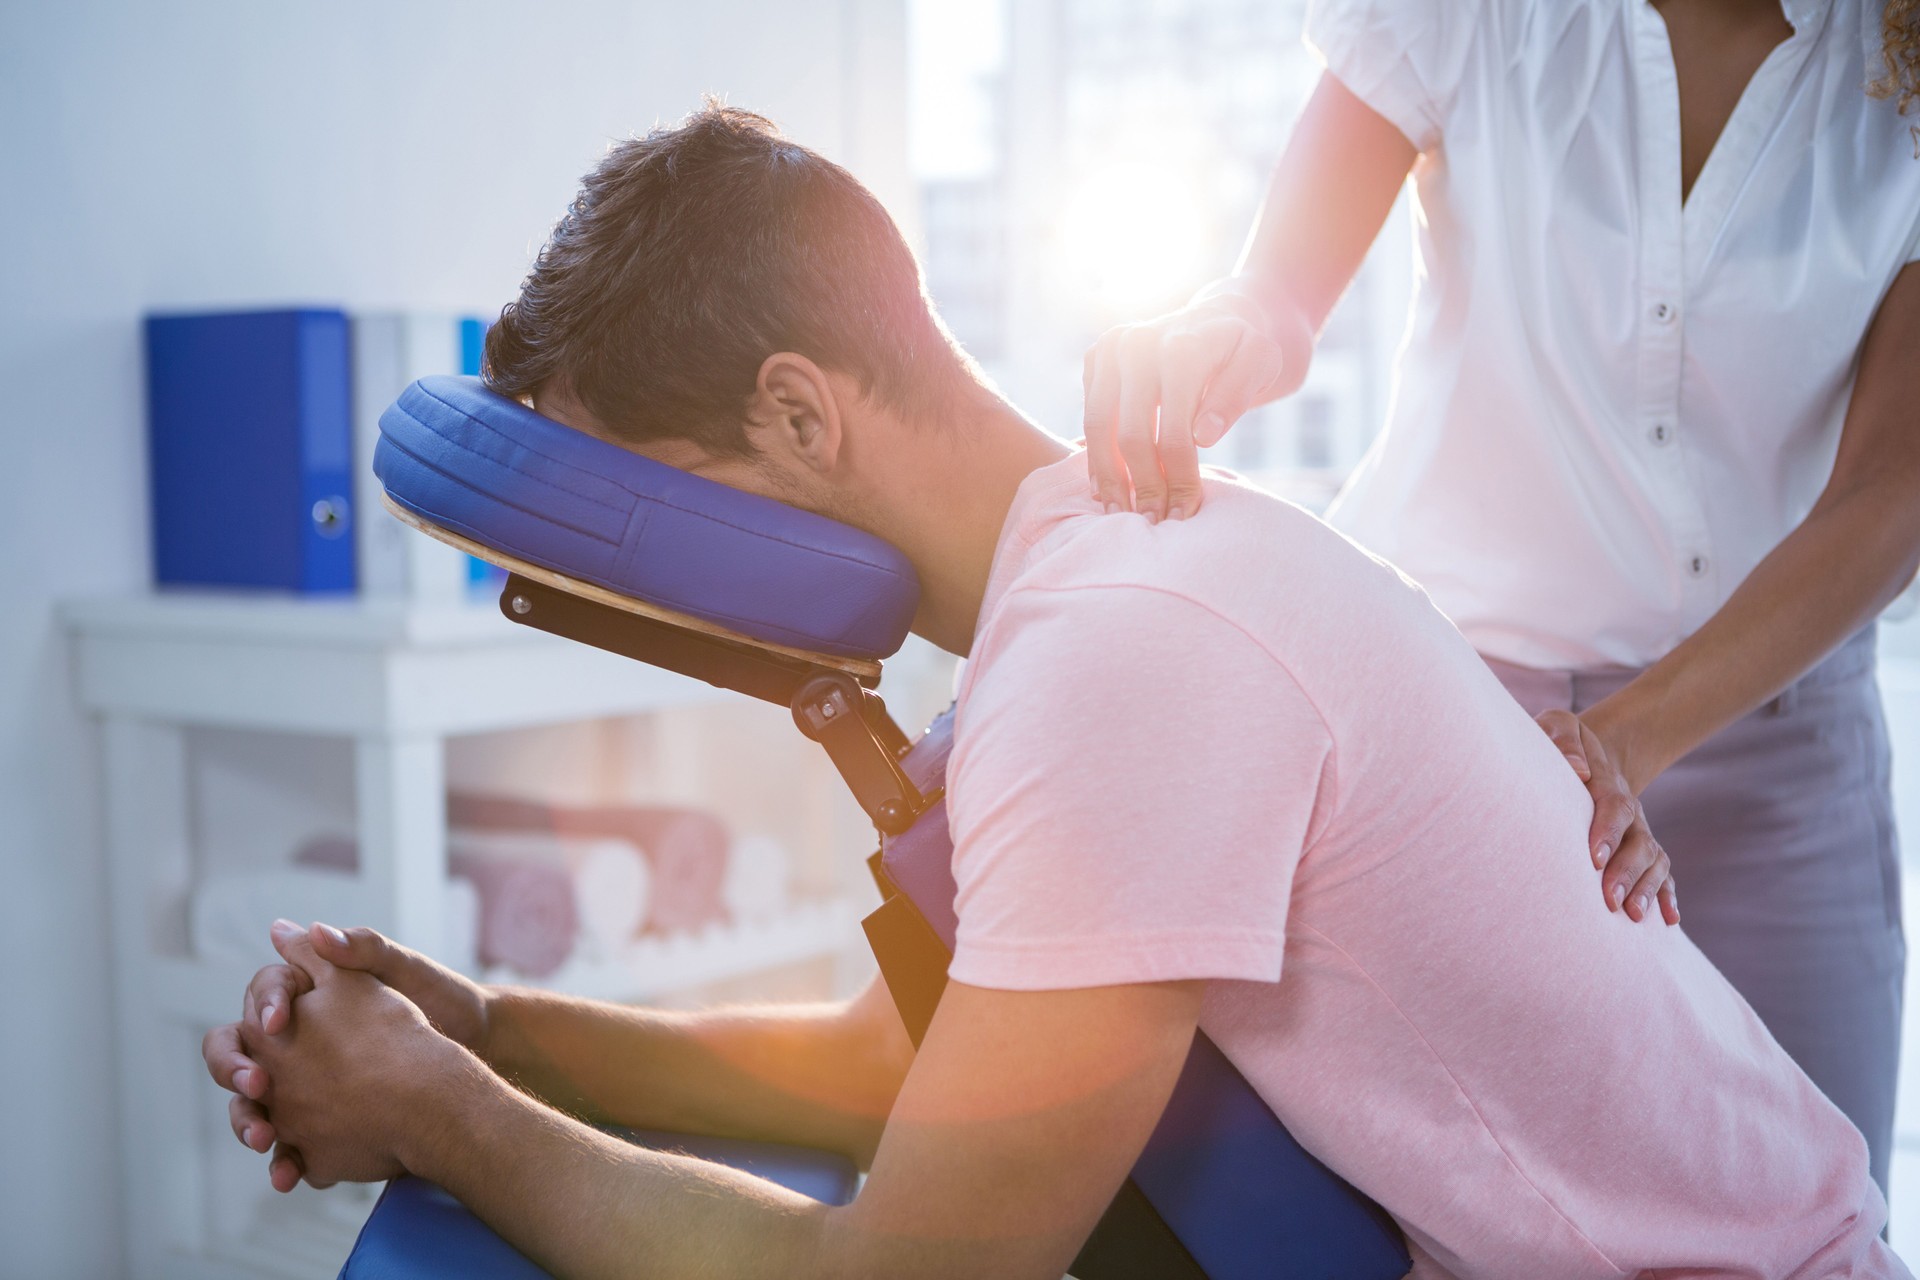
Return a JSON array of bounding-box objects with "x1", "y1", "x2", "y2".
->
[
  {"x1": 406, "y1": 1052, "x2": 839, "y2": 1280},
  {"x1": 1591, "y1": 473, "x2": 1920, "y2": 791},
  {"x1": 481, "y1": 976, "x2": 914, "y2": 1165}
]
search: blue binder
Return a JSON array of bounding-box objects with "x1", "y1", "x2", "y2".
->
[{"x1": 145, "y1": 308, "x2": 356, "y2": 593}]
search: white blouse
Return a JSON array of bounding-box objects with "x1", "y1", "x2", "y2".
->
[{"x1": 1309, "y1": 0, "x2": 1920, "y2": 669}]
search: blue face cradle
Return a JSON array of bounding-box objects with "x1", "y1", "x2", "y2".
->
[{"x1": 374, "y1": 375, "x2": 921, "y2": 661}]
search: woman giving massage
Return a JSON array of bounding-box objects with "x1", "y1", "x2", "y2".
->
[{"x1": 1083, "y1": 0, "x2": 1920, "y2": 1193}]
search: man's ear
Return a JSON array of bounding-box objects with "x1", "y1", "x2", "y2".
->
[{"x1": 745, "y1": 352, "x2": 844, "y2": 477}]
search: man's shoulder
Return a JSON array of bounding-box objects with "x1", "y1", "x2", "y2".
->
[
  {"x1": 992, "y1": 476, "x2": 1370, "y2": 646},
  {"x1": 962, "y1": 515, "x2": 1314, "y2": 723}
]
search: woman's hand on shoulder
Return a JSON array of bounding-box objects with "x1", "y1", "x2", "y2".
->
[
  {"x1": 1081, "y1": 289, "x2": 1298, "y2": 524},
  {"x1": 1535, "y1": 709, "x2": 1680, "y2": 926}
]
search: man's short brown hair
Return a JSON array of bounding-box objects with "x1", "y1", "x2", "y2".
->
[{"x1": 484, "y1": 103, "x2": 975, "y2": 455}]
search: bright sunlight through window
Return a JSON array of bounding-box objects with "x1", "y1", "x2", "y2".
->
[{"x1": 1054, "y1": 160, "x2": 1212, "y2": 317}]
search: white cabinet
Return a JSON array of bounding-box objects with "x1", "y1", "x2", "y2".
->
[{"x1": 65, "y1": 593, "x2": 870, "y2": 1280}]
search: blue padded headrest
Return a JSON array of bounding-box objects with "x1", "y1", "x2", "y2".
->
[{"x1": 374, "y1": 376, "x2": 920, "y2": 660}]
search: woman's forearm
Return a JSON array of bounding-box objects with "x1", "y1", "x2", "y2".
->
[
  {"x1": 1588, "y1": 474, "x2": 1920, "y2": 792},
  {"x1": 1587, "y1": 265, "x2": 1920, "y2": 793},
  {"x1": 481, "y1": 976, "x2": 914, "y2": 1166},
  {"x1": 1234, "y1": 74, "x2": 1417, "y2": 343}
]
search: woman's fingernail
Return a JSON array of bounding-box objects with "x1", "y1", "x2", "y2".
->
[
  {"x1": 242, "y1": 1124, "x2": 254, "y2": 1148},
  {"x1": 1103, "y1": 502, "x2": 1120, "y2": 515},
  {"x1": 235, "y1": 1067, "x2": 253, "y2": 1094},
  {"x1": 1611, "y1": 884, "x2": 1626, "y2": 908},
  {"x1": 1170, "y1": 507, "x2": 1188, "y2": 522},
  {"x1": 320, "y1": 925, "x2": 348, "y2": 948},
  {"x1": 1594, "y1": 842, "x2": 1610, "y2": 868},
  {"x1": 259, "y1": 1002, "x2": 275, "y2": 1028},
  {"x1": 1634, "y1": 895, "x2": 1648, "y2": 917},
  {"x1": 1145, "y1": 511, "x2": 1160, "y2": 526},
  {"x1": 271, "y1": 918, "x2": 298, "y2": 935},
  {"x1": 1197, "y1": 412, "x2": 1225, "y2": 445}
]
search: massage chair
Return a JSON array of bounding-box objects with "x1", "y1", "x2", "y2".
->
[{"x1": 337, "y1": 376, "x2": 1410, "y2": 1279}]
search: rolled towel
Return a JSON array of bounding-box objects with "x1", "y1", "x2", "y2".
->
[
  {"x1": 724, "y1": 834, "x2": 793, "y2": 925},
  {"x1": 616, "y1": 808, "x2": 731, "y2": 934},
  {"x1": 191, "y1": 865, "x2": 481, "y2": 975},
  {"x1": 447, "y1": 830, "x2": 649, "y2": 961},
  {"x1": 294, "y1": 833, "x2": 356, "y2": 872},
  {"x1": 448, "y1": 793, "x2": 731, "y2": 934},
  {"x1": 444, "y1": 850, "x2": 577, "y2": 978}
]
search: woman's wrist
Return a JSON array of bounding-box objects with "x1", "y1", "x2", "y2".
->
[
  {"x1": 1188, "y1": 276, "x2": 1316, "y2": 397},
  {"x1": 1581, "y1": 683, "x2": 1677, "y2": 795}
]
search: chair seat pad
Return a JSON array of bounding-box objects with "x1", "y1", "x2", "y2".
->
[{"x1": 339, "y1": 1129, "x2": 858, "y2": 1279}]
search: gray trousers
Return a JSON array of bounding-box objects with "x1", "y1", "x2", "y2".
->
[{"x1": 1486, "y1": 628, "x2": 1905, "y2": 1195}]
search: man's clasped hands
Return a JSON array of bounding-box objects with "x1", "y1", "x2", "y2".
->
[{"x1": 201, "y1": 918, "x2": 496, "y2": 1193}]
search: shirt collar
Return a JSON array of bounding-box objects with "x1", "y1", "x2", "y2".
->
[
  {"x1": 969, "y1": 452, "x2": 1093, "y2": 655},
  {"x1": 1776, "y1": 0, "x2": 1827, "y2": 29}
]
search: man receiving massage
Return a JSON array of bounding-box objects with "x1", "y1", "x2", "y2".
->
[{"x1": 202, "y1": 106, "x2": 1902, "y2": 1278}]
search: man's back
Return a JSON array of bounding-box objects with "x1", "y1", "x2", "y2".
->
[{"x1": 945, "y1": 456, "x2": 1896, "y2": 1278}]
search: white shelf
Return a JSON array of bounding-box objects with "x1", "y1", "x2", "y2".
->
[
  {"x1": 63, "y1": 591, "x2": 725, "y2": 735},
  {"x1": 500, "y1": 897, "x2": 865, "y2": 1003},
  {"x1": 68, "y1": 590, "x2": 864, "y2": 1280}
]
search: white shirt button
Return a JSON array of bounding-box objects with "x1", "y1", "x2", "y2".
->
[
  {"x1": 1651, "y1": 301, "x2": 1676, "y2": 324},
  {"x1": 1649, "y1": 422, "x2": 1673, "y2": 446},
  {"x1": 1687, "y1": 554, "x2": 1709, "y2": 578}
]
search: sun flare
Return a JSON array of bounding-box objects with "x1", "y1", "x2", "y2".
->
[{"x1": 1054, "y1": 161, "x2": 1212, "y2": 317}]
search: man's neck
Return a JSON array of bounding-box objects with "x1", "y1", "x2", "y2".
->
[{"x1": 877, "y1": 395, "x2": 1070, "y2": 656}]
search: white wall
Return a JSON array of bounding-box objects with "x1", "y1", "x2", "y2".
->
[{"x1": 0, "y1": 3, "x2": 906, "y2": 1274}]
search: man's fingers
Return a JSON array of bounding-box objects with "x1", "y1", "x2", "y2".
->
[
  {"x1": 311, "y1": 922, "x2": 399, "y2": 979},
  {"x1": 229, "y1": 1094, "x2": 274, "y2": 1153},
  {"x1": 246, "y1": 962, "x2": 312, "y2": 1038},
  {"x1": 270, "y1": 918, "x2": 334, "y2": 986},
  {"x1": 269, "y1": 1143, "x2": 306, "y2": 1194},
  {"x1": 1083, "y1": 332, "x2": 1126, "y2": 509},
  {"x1": 1113, "y1": 330, "x2": 1166, "y2": 519},
  {"x1": 202, "y1": 1023, "x2": 265, "y2": 1098}
]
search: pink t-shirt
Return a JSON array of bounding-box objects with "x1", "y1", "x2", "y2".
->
[{"x1": 947, "y1": 455, "x2": 1902, "y2": 1280}]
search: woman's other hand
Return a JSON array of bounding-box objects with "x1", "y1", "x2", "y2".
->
[
  {"x1": 1081, "y1": 290, "x2": 1302, "y2": 523},
  {"x1": 1535, "y1": 709, "x2": 1680, "y2": 926}
]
